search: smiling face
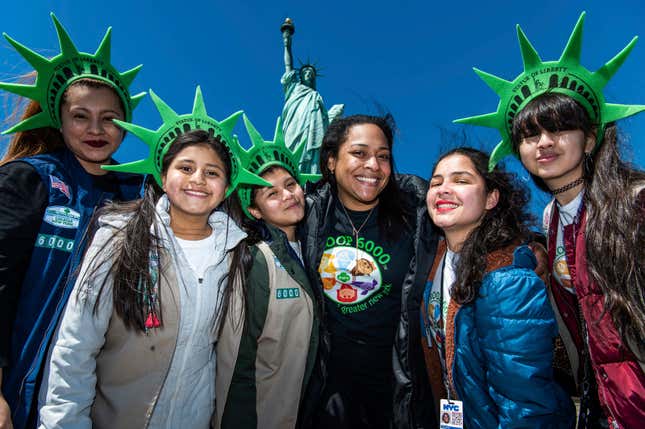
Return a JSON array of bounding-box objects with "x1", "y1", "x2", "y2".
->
[
  {"x1": 427, "y1": 154, "x2": 498, "y2": 251},
  {"x1": 518, "y1": 128, "x2": 594, "y2": 190},
  {"x1": 162, "y1": 144, "x2": 228, "y2": 225},
  {"x1": 248, "y1": 167, "x2": 305, "y2": 240},
  {"x1": 327, "y1": 123, "x2": 392, "y2": 211},
  {"x1": 59, "y1": 84, "x2": 125, "y2": 175}
]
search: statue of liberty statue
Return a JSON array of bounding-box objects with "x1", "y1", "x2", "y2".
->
[{"x1": 280, "y1": 18, "x2": 344, "y2": 174}]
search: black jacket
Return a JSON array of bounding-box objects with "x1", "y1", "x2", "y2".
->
[{"x1": 300, "y1": 174, "x2": 439, "y2": 428}]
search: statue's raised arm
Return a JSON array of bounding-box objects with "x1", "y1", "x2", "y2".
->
[
  {"x1": 279, "y1": 17, "x2": 343, "y2": 174},
  {"x1": 281, "y1": 18, "x2": 294, "y2": 73}
]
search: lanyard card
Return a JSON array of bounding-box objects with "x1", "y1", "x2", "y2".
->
[{"x1": 439, "y1": 399, "x2": 464, "y2": 429}]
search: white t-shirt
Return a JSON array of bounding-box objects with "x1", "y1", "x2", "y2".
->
[
  {"x1": 429, "y1": 249, "x2": 458, "y2": 334},
  {"x1": 424, "y1": 248, "x2": 458, "y2": 379},
  {"x1": 552, "y1": 192, "x2": 583, "y2": 294},
  {"x1": 175, "y1": 232, "x2": 217, "y2": 279}
]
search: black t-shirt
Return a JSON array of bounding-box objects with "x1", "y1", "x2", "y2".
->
[{"x1": 319, "y1": 198, "x2": 415, "y2": 351}]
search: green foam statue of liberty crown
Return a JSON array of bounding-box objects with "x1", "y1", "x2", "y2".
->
[
  {"x1": 0, "y1": 13, "x2": 145, "y2": 134},
  {"x1": 102, "y1": 86, "x2": 270, "y2": 197},
  {"x1": 454, "y1": 12, "x2": 645, "y2": 170},
  {"x1": 237, "y1": 114, "x2": 321, "y2": 218}
]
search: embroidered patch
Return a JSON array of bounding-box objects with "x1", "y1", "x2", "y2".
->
[
  {"x1": 35, "y1": 233, "x2": 75, "y2": 252},
  {"x1": 49, "y1": 175, "x2": 71, "y2": 199},
  {"x1": 43, "y1": 206, "x2": 80, "y2": 229},
  {"x1": 276, "y1": 288, "x2": 300, "y2": 299}
]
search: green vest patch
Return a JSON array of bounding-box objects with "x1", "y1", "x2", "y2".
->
[{"x1": 276, "y1": 288, "x2": 300, "y2": 299}]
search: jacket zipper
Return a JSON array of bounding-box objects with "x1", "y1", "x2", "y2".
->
[{"x1": 166, "y1": 265, "x2": 204, "y2": 423}]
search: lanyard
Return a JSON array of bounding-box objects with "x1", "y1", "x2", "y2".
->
[
  {"x1": 440, "y1": 254, "x2": 449, "y2": 325},
  {"x1": 422, "y1": 250, "x2": 455, "y2": 399},
  {"x1": 439, "y1": 253, "x2": 453, "y2": 399}
]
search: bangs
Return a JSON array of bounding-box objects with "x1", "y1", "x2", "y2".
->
[{"x1": 511, "y1": 93, "x2": 592, "y2": 150}]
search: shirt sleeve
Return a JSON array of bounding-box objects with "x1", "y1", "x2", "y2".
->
[
  {"x1": 0, "y1": 161, "x2": 48, "y2": 367},
  {"x1": 37, "y1": 226, "x2": 115, "y2": 429}
]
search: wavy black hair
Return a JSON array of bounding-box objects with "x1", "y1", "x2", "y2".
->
[{"x1": 432, "y1": 147, "x2": 534, "y2": 304}]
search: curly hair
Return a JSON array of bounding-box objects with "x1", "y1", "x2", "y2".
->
[
  {"x1": 511, "y1": 92, "x2": 645, "y2": 348},
  {"x1": 432, "y1": 147, "x2": 535, "y2": 304}
]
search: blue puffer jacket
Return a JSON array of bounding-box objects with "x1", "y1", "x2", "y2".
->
[{"x1": 422, "y1": 242, "x2": 575, "y2": 429}]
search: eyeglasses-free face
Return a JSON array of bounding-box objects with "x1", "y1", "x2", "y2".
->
[{"x1": 327, "y1": 123, "x2": 392, "y2": 211}]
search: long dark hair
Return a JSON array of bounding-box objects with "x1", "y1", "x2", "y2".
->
[
  {"x1": 82, "y1": 129, "x2": 236, "y2": 333},
  {"x1": 319, "y1": 114, "x2": 414, "y2": 241},
  {"x1": 433, "y1": 148, "x2": 534, "y2": 304},
  {"x1": 511, "y1": 92, "x2": 645, "y2": 348},
  {"x1": 1, "y1": 78, "x2": 124, "y2": 164},
  {"x1": 217, "y1": 195, "x2": 257, "y2": 335}
]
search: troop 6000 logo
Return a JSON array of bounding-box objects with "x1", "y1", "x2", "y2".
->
[{"x1": 318, "y1": 235, "x2": 391, "y2": 305}]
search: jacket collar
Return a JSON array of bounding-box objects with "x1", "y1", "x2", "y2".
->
[{"x1": 155, "y1": 194, "x2": 246, "y2": 251}]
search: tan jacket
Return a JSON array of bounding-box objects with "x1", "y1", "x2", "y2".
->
[
  {"x1": 39, "y1": 196, "x2": 244, "y2": 429},
  {"x1": 91, "y1": 256, "x2": 180, "y2": 429},
  {"x1": 216, "y1": 239, "x2": 316, "y2": 429}
]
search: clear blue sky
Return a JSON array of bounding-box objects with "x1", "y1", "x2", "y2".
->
[{"x1": 1, "y1": 0, "x2": 644, "y2": 217}]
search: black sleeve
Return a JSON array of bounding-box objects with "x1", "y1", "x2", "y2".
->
[{"x1": 0, "y1": 161, "x2": 48, "y2": 367}]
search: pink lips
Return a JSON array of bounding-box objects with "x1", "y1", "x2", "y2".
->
[
  {"x1": 84, "y1": 140, "x2": 108, "y2": 148},
  {"x1": 183, "y1": 189, "x2": 209, "y2": 198},
  {"x1": 435, "y1": 199, "x2": 458, "y2": 214},
  {"x1": 537, "y1": 151, "x2": 558, "y2": 163},
  {"x1": 285, "y1": 201, "x2": 302, "y2": 211}
]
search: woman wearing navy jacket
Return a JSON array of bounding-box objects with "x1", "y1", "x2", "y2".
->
[{"x1": 0, "y1": 15, "x2": 143, "y2": 429}]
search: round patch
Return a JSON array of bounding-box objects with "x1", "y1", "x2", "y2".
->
[{"x1": 318, "y1": 246, "x2": 382, "y2": 304}]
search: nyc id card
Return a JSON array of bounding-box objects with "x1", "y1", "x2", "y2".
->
[{"x1": 439, "y1": 399, "x2": 463, "y2": 429}]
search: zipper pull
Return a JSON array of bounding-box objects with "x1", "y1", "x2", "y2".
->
[{"x1": 198, "y1": 278, "x2": 203, "y2": 284}]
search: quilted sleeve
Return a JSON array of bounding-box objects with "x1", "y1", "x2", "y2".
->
[{"x1": 474, "y1": 264, "x2": 573, "y2": 428}]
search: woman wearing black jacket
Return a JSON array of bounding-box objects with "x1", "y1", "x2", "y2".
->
[{"x1": 300, "y1": 114, "x2": 439, "y2": 428}]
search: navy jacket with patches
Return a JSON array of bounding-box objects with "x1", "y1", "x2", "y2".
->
[{"x1": 0, "y1": 150, "x2": 140, "y2": 429}]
